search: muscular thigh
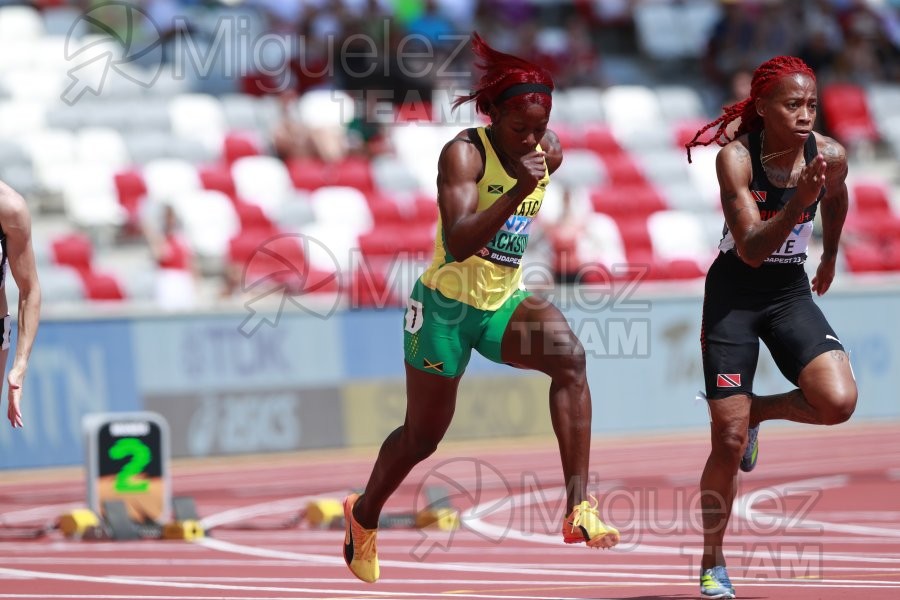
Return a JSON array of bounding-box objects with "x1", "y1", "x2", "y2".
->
[
  {"x1": 760, "y1": 289, "x2": 844, "y2": 386},
  {"x1": 499, "y1": 295, "x2": 581, "y2": 372}
]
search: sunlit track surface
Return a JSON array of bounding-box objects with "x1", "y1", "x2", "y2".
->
[{"x1": 1, "y1": 422, "x2": 899, "y2": 599}]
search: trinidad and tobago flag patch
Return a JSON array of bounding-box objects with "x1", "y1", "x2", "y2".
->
[
  {"x1": 716, "y1": 373, "x2": 742, "y2": 388},
  {"x1": 751, "y1": 190, "x2": 767, "y2": 203}
]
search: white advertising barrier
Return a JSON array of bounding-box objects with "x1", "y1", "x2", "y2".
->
[{"x1": 560, "y1": 281, "x2": 900, "y2": 433}]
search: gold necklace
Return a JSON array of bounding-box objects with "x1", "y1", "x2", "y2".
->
[{"x1": 759, "y1": 130, "x2": 795, "y2": 164}]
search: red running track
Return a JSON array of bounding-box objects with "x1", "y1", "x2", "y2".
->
[{"x1": 1, "y1": 421, "x2": 899, "y2": 599}]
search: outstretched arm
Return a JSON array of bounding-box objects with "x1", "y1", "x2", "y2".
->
[
  {"x1": 0, "y1": 182, "x2": 41, "y2": 428},
  {"x1": 812, "y1": 136, "x2": 848, "y2": 295},
  {"x1": 717, "y1": 140, "x2": 826, "y2": 268}
]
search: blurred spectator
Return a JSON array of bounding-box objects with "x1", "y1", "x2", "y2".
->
[
  {"x1": 703, "y1": 1, "x2": 759, "y2": 89},
  {"x1": 406, "y1": 0, "x2": 457, "y2": 46},
  {"x1": 272, "y1": 89, "x2": 352, "y2": 163},
  {"x1": 144, "y1": 204, "x2": 198, "y2": 310}
]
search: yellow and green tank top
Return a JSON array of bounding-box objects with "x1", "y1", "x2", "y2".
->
[{"x1": 419, "y1": 126, "x2": 549, "y2": 311}]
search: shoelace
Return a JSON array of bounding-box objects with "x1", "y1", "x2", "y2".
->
[
  {"x1": 569, "y1": 495, "x2": 600, "y2": 531},
  {"x1": 351, "y1": 520, "x2": 378, "y2": 560}
]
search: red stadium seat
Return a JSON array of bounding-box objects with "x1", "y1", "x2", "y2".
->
[
  {"x1": 600, "y1": 154, "x2": 648, "y2": 187},
  {"x1": 198, "y1": 165, "x2": 238, "y2": 201},
  {"x1": 666, "y1": 258, "x2": 706, "y2": 280},
  {"x1": 51, "y1": 233, "x2": 93, "y2": 275},
  {"x1": 349, "y1": 265, "x2": 401, "y2": 308},
  {"x1": 333, "y1": 156, "x2": 374, "y2": 192},
  {"x1": 113, "y1": 169, "x2": 147, "y2": 224},
  {"x1": 81, "y1": 272, "x2": 126, "y2": 301},
  {"x1": 590, "y1": 184, "x2": 667, "y2": 218},
  {"x1": 615, "y1": 217, "x2": 654, "y2": 261},
  {"x1": 821, "y1": 84, "x2": 879, "y2": 145},
  {"x1": 223, "y1": 131, "x2": 261, "y2": 165},
  {"x1": 844, "y1": 241, "x2": 889, "y2": 273},
  {"x1": 234, "y1": 201, "x2": 275, "y2": 233},
  {"x1": 582, "y1": 125, "x2": 623, "y2": 157},
  {"x1": 287, "y1": 158, "x2": 330, "y2": 191},
  {"x1": 288, "y1": 157, "x2": 373, "y2": 192},
  {"x1": 673, "y1": 118, "x2": 718, "y2": 149},
  {"x1": 358, "y1": 225, "x2": 435, "y2": 259},
  {"x1": 852, "y1": 181, "x2": 892, "y2": 215}
]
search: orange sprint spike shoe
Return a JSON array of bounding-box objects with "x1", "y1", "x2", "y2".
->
[
  {"x1": 562, "y1": 496, "x2": 619, "y2": 549},
  {"x1": 342, "y1": 493, "x2": 379, "y2": 583}
]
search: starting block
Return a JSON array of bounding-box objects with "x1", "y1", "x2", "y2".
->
[
  {"x1": 162, "y1": 519, "x2": 205, "y2": 540},
  {"x1": 305, "y1": 486, "x2": 459, "y2": 531},
  {"x1": 306, "y1": 498, "x2": 344, "y2": 527},
  {"x1": 102, "y1": 500, "x2": 142, "y2": 540},
  {"x1": 162, "y1": 496, "x2": 205, "y2": 540},
  {"x1": 58, "y1": 509, "x2": 102, "y2": 539}
]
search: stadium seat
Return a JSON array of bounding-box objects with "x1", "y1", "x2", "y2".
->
[
  {"x1": 655, "y1": 85, "x2": 706, "y2": 123},
  {"x1": 77, "y1": 128, "x2": 130, "y2": 168},
  {"x1": 169, "y1": 94, "x2": 227, "y2": 154},
  {"x1": 287, "y1": 158, "x2": 331, "y2": 191},
  {"x1": 851, "y1": 180, "x2": 893, "y2": 216},
  {"x1": 552, "y1": 149, "x2": 607, "y2": 190},
  {"x1": 220, "y1": 94, "x2": 262, "y2": 131},
  {"x1": 198, "y1": 164, "x2": 238, "y2": 201},
  {"x1": 821, "y1": 84, "x2": 879, "y2": 145},
  {"x1": 574, "y1": 212, "x2": 628, "y2": 272},
  {"x1": 231, "y1": 155, "x2": 294, "y2": 217},
  {"x1": 80, "y1": 271, "x2": 126, "y2": 301},
  {"x1": 638, "y1": 148, "x2": 692, "y2": 186},
  {"x1": 171, "y1": 190, "x2": 240, "y2": 261},
  {"x1": 223, "y1": 131, "x2": 262, "y2": 166},
  {"x1": 38, "y1": 265, "x2": 87, "y2": 304},
  {"x1": 590, "y1": 184, "x2": 667, "y2": 218},
  {"x1": 234, "y1": 200, "x2": 275, "y2": 233},
  {"x1": 371, "y1": 154, "x2": 422, "y2": 195},
  {"x1": 309, "y1": 186, "x2": 373, "y2": 235},
  {"x1": 647, "y1": 210, "x2": 713, "y2": 264},
  {"x1": 61, "y1": 164, "x2": 127, "y2": 229},
  {"x1": 113, "y1": 169, "x2": 148, "y2": 225},
  {"x1": 300, "y1": 221, "x2": 359, "y2": 273},
  {"x1": 0, "y1": 5, "x2": 44, "y2": 40},
  {"x1": 844, "y1": 241, "x2": 890, "y2": 273},
  {"x1": 0, "y1": 101, "x2": 45, "y2": 137},
  {"x1": 603, "y1": 85, "x2": 666, "y2": 142},
  {"x1": 615, "y1": 216, "x2": 654, "y2": 261},
  {"x1": 357, "y1": 224, "x2": 435, "y2": 259},
  {"x1": 50, "y1": 233, "x2": 93, "y2": 274},
  {"x1": 143, "y1": 159, "x2": 201, "y2": 204},
  {"x1": 273, "y1": 193, "x2": 314, "y2": 232},
  {"x1": 557, "y1": 87, "x2": 606, "y2": 126},
  {"x1": 582, "y1": 125, "x2": 623, "y2": 157},
  {"x1": 600, "y1": 153, "x2": 648, "y2": 187}
]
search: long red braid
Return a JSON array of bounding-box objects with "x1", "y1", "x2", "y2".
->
[
  {"x1": 453, "y1": 32, "x2": 553, "y2": 116},
  {"x1": 684, "y1": 56, "x2": 816, "y2": 163}
]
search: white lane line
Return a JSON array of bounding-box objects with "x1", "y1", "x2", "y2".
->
[
  {"x1": 0, "y1": 567, "x2": 595, "y2": 600},
  {"x1": 734, "y1": 475, "x2": 900, "y2": 538}
]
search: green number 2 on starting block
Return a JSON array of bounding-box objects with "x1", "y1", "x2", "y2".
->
[{"x1": 108, "y1": 438, "x2": 152, "y2": 493}]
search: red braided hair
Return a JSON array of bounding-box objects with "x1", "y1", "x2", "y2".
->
[
  {"x1": 685, "y1": 56, "x2": 816, "y2": 163},
  {"x1": 453, "y1": 32, "x2": 553, "y2": 117}
]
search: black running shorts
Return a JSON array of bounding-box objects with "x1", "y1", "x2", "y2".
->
[{"x1": 701, "y1": 251, "x2": 845, "y2": 399}]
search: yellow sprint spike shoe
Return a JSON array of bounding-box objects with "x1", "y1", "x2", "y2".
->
[
  {"x1": 342, "y1": 493, "x2": 379, "y2": 583},
  {"x1": 562, "y1": 496, "x2": 620, "y2": 549}
]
